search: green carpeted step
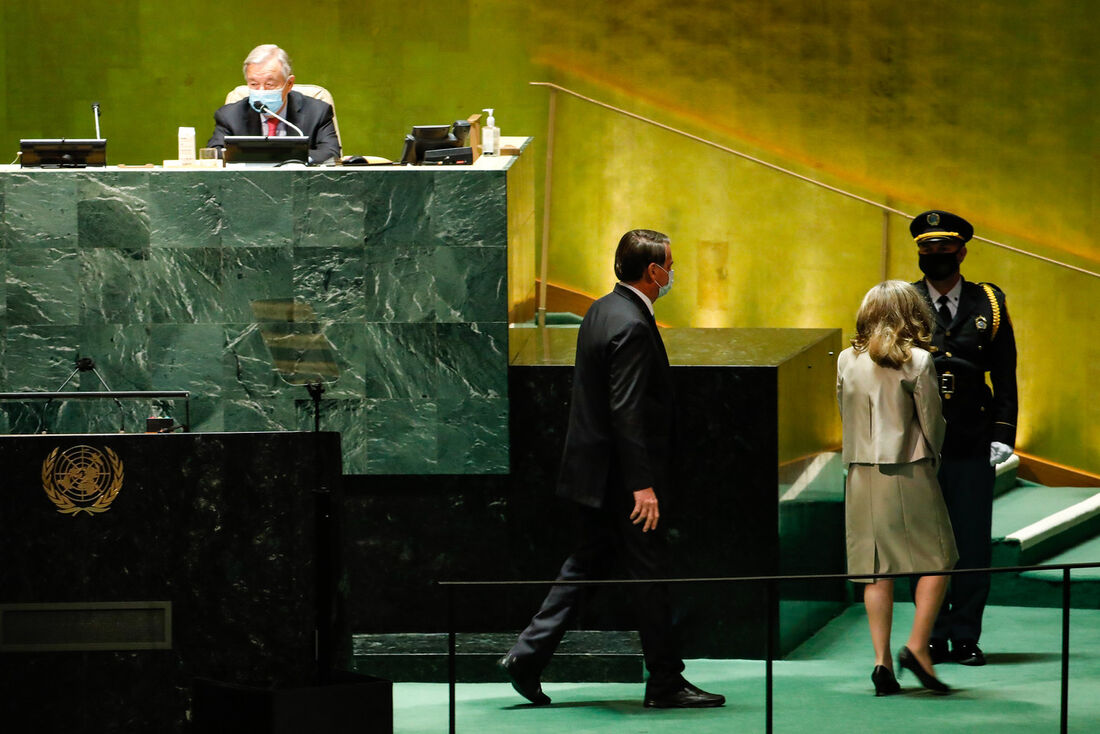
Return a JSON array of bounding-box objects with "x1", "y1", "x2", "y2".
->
[
  {"x1": 991, "y1": 485, "x2": 1097, "y2": 541},
  {"x1": 991, "y1": 485, "x2": 1100, "y2": 566},
  {"x1": 1020, "y1": 534, "x2": 1100, "y2": 582}
]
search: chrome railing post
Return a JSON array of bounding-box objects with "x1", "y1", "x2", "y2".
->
[
  {"x1": 1061, "y1": 567, "x2": 1070, "y2": 734},
  {"x1": 448, "y1": 584, "x2": 457, "y2": 734},
  {"x1": 536, "y1": 88, "x2": 558, "y2": 329},
  {"x1": 766, "y1": 578, "x2": 776, "y2": 734}
]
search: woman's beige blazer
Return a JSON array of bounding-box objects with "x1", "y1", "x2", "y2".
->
[{"x1": 836, "y1": 346, "x2": 945, "y2": 466}]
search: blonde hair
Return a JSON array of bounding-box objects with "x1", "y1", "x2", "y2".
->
[{"x1": 851, "y1": 280, "x2": 934, "y2": 368}]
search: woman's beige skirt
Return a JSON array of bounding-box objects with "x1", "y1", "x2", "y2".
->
[{"x1": 846, "y1": 460, "x2": 958, "y2": 583}]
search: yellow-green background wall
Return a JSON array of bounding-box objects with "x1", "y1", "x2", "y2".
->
[{"x1": 2, "y1": 1, "x2": 1097, "y2": 472}]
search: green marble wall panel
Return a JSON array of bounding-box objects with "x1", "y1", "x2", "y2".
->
[
  {"x1": 293, "y1": 173, "x2": 369, "y2": 250},
  {"x1": 438, "y1": 396, "x2": 510, "y2": 473},
  {"x1": 362, "y1": 398, "x2": 439, "y2": 474},
  {"x1": 147, "y1": 173, "x2": 225, "y2": 249},
  {"x1": 217, "y1": 172, "x2": 296, "y2": 249},
  {"x1": 8, "y1": 245, "x2": 81, "y2": 325},
  {"x1": 2, "y1": 326, "x2": 82, "y2": 390},
  {"x1": 76, "y1": 174, "x2": 150, "y2": 252},
  {"x1": 430, "y1": 173, "x2": 508, "y2": 248},
  {"x1": 292, "y1": 247, "x2": 367, "y2": 323},
  {"x1": 363, "y1": 246, "x2": 507, "y2": 323},
  {"x1": 434, "y1": 247, "x2": 508, "y2": 323},
  {"x1": 435, "y1": 322, "x2": 508, "y2": 400},
  {"x1": 363, "y1": 323, "x2": 438, "y2": 399},
  {"x1": 0, "y1": 166, "x2": 523, "y2": 474},
  {"x1": 221, "y1": 247, "x2": 296, "y2": 322},
  {"x1": 3, "y1": 174, "x2": 78, "y2": 247}
]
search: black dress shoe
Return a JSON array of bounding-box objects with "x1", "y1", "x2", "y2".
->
[
  {"x1": 497, "y1": 654, "x2": 550, "y2": 705},
  {"x1": 871, "y1": 665, "x2": 900, "y2": 696},
  {"x1": 953, "y1": 640, "x2": 986, "y2": 666},
  {"x1": 929, "y1": 639, "x2": 951, "y2": 665},
  {"x1": 644, "y1": 681, "x2": 725, "y2": 708},
  {"x1": 897, "y1": 646, "x2": 951, "y2": 694}
]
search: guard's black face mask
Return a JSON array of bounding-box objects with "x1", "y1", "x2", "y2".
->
[{"x1": 918, "y1": 252, "x2": 960, "y2": 281}]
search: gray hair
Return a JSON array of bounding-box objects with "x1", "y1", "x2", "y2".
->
[{"x1": 242, "y1": 44, "x2": 292, "y2": 80}]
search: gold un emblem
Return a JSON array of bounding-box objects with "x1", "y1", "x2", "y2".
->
[{"x1": 41, "y1": 445, "x2": 124, "y2": 515}]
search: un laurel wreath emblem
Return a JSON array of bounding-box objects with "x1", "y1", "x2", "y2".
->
[{"x1": 41, "y1": 445, "x2": 124, "y2": 516}]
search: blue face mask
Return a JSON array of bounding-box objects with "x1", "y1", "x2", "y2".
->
[
  {"x1": 654, "y1": 264, "x2": 675, "y2": 299},
  {"x1": 248, "y1": 86, "x2": 285, "y2": 114}
]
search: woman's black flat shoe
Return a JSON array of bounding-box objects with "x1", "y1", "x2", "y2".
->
[
  {"x1": 898, "y1": 646, "x2": 951, "y2": 694},
  {"x1": 871, "y1": 665, "x2": 901, "y2": 696}
]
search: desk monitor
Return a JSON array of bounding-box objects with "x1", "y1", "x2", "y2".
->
[
  {"x1": 222, "y1": 135, "x2": 310, "y2": 164},
  {"x1": 400, "y1": 123, "x2": 471, "y2": 164},
  {"x1": 20, "y1": 139, "x2": 107, "y2": 168}
]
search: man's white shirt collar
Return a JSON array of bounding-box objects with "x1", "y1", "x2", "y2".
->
[
  {"x1": 926, "y1": 277, "x2": 963, "y2": 318},
  {"x1": 926, "y1": 277, "x2": 963, "y2": 304},
  {"x1": 620, "y1": 283, "x2": 655, "y2": 315}
]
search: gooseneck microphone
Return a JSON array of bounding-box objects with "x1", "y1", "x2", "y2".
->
[
  {"x1": 91, "y1": 102, "x2": 102, "y2": 139},
  {"x1": 250, "y1": 99, "x2": 305, "y2": 137}
]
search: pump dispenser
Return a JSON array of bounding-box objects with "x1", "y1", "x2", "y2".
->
[{"x1": 482, "y1": 108, "x2": 499, "y2": 156}]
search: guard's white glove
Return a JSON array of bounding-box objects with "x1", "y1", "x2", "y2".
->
[{"x1": 990, "y1": 441, "x2": 1014, "y2": 467}]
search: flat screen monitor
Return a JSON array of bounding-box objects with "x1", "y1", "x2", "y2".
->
[
  {"x1": 20, "y1": 139, "x2": 107, "y2": 168},
  {"x1": 400, "y1": 125, "x2": 461, "y2": 164},
  {"x1": 222, "y1": 135, "x2": 310, "y2": 164}
]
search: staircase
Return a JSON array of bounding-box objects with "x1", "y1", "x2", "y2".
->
[{"x1": 989, "y1": 458, "x2": 1100, "y2": 609}]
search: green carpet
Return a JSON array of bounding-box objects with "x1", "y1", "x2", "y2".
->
[
  {"x1": 391, "y1": 604, "x2": 1100, "y2": 732},
  {"x1": 1024, "y1": 535, "x2": 1100, "y2": 582}
]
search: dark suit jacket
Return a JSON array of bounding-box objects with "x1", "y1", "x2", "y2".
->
[
  {"x1": 556, "y1": 284, "x2": 674, "y2": 510},
  {"x1": 913, "y1": 277, "x2": 1018, "y2": 458},
  {"x1": 207, "y1": 90, "x2": 341, "y2": 163}
]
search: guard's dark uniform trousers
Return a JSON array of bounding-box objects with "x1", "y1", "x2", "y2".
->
[{"x1": 913, "y1": 278, "x2": 1018, "y2": 644}]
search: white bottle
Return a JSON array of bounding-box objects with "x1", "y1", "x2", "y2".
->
[
  {"x1": 178, "y1": 127, "x2": 196, "y2": 165},
  {"x1": 482, "y1": 108, "x2": 499, "y2": 156}
]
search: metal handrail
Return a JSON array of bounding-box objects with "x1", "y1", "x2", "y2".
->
[
  {"x1": 440, "y1": 560, "x2": 1100, "y2": 734},
  {"x1": 529, "y1": 81, "x2": 1100, "y2": 282}
]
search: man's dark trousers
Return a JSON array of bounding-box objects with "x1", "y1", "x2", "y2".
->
[
  {"x1": 507, "y1": 496, "x2": 684, "y2": 688},
  {"x1": 933, "y1": 457, "x2": 994, "y2": 642}
]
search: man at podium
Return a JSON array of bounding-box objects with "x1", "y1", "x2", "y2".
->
[{"x1": 206, "y1": 44, "x2": 341, "y2": 164}]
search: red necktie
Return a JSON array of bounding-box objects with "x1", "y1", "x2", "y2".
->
[{"x1": 266, "y1": 118, "x2": 278, "y2": 137}]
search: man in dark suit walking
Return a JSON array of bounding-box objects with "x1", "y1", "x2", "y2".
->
[
  {"x1": 207, "y1": 44, "x2": 341, "y2": 164},
  {"x1": 910, "y1": 210, "x2": 1018, "y2": 667},
  {"x1": 499, "y1": 229, "x2": 724, "y2": 709}
]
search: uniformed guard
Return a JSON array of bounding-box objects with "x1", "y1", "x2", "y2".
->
[{"x1": 911, "y1": 210, "x2": 1018, "y2": 667}]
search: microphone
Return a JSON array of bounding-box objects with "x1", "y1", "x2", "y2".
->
[
  {"x1": 250, "y1": 99, "x2": 305, "y2": 137},
  {"x1": 91, "y1": 102, "x2": 102, "y2": 139}
]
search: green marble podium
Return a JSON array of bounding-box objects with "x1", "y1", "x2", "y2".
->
[{"x1": 0, "y1": 145, "x2": 535, "y2": 475}]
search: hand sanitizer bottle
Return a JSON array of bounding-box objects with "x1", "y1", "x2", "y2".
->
[{"x1": 482, "y1": 108, "x2": 498, "y2": 156}]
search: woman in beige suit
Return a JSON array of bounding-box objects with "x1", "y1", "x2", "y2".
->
[{"x1": 837, "y1": 281, "x2": 958, "y2": 696}]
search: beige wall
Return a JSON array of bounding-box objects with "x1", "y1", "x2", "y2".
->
[{"x1": 2, "y1": 1, "x2": 1097, "y2": 471}]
